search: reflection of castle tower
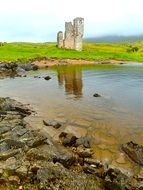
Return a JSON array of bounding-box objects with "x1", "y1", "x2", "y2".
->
[{"x1": 57, "y1": 67, "x2": 83, "y2": 98}]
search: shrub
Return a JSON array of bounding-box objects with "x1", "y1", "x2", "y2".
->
[{"x1": 127, "y1": 46, "x2": 139, "y2": 53}]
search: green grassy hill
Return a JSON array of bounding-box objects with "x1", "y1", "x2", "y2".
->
[{"x1": 0, "y1": 42, "x2": 143, "y2": 63}]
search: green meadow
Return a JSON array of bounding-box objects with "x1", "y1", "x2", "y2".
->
[{"x1": 0, "y1": 42, "x2": 143, "y2": 63}]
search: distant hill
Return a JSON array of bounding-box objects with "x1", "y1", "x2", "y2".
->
[{"x1": 84, "y1": 35, "x2": 143, "y2": 43}]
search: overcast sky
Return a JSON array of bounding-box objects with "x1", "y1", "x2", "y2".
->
[{"x1": 0, "y1": 0, "x2": 143, "y2": 42}]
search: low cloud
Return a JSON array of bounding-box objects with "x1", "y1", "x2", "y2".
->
[{"x1": 0, "y1": 0, "x2": 143, "y2": 42}]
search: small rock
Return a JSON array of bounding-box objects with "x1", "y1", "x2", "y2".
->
[
  {"x1": 84, "y1": 158, "x2": 103, "y2": 168},
  {"x1": 0, "y1": 149, "x2": 19, "y2": 161},
  {"x1": 18, "y1": 185, "x2": 23, "y2": 190},
  {"x1": 26, "y1": 148, "x2": 47, "y2": 161},
  {"x1": 59, "y1": 132, "x2": 77, "y2": 147},
  {"x1": 34, "y1": 76, "x2": 41, "y2": 78},
  {"x1": 44, "y1": 76, "x2": 51, "y2": 80},
  {"x1": 32, "y1": 64, "x2": 39, "y2": 71},
  {"x1": 0, "y1": 142, "x2": 10, "y2": 152},
  {"x1": 53, "y1": 144, "x2": 76, "y2": 168},
  {"x1": 4, "y1": 138, "x2": 25, "y2": 149},
  {"x1": 20, "y1": 63, "x2": 38, "y2": 71},
  {"x1": 83, "y1": 165, "x2": 104, "y2": 177},
  {"x1": 75, "y1": 136, "x2": 90, "y2": 148},
  {"x1": 76, "y1": 145, "x2": 94, "y2": 158},
  {"x1": 16, "y1": 67, "x2": 26, "y2": 74},
  {"x1": 93, "y1": 93, "x2": 101, "y2": 97},
  {"x1": 8, "y1": 175, "x2": 20, "y2": 184},
  {"x1": 0, "y1": 126, "x2": 11, "y2": 135},
  {"x1": 5, "y1": 157, "x2": 18, "y2": 171},
  {"x1": 16, "y1": 165, "x2": 28, "y2": 178},
  {"x1": 26, "y1": 135, "x2": 47, "y2": 148},
  {"x1": 43, "y1": 120, "x2": 61, "y2": 129},
  {"x1": 64, "y1": 125, "x2": 87, "y2": 138}
]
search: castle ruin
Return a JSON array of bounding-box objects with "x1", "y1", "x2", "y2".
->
[{"x1": 57, "y1": 17, "x2": 84, "y2": 51}]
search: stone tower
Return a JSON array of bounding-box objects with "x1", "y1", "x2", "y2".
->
[
  {"x1": 64, "y1": 22, "x2": 74, "y2": 49},
  {"x1": 57, "y1": 31, "x2": 63, "y2": 48},
  {"x1": 73, "y1": 17, "x2": 84, "y2": 51},
  {"x1": 57, "y1": 17, "x2": 84, "y2": 51}
]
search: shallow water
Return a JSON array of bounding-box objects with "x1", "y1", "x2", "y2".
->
[{"x1": 0, "y1": 63, "x2": 143, "y2": 172}]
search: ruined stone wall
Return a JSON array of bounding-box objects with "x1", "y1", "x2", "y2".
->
[{"x1": 57, "y1": 17, "x2": 84, "y2": 51}]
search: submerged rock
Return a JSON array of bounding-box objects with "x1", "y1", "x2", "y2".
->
[
  {"x1": 64, "y1": 125, "x2": 87, "y2": 138},
  {"x1": 44, "y1": 76, "x2": 51, "y2": 80},
  {"x1": 59, "y1": 132, "x2": 77, "y2": 147},
  {"x1": 75, "y1": 136, "x2": 91, "y2": 148},
  {"x1": 59, "y1": 131, "x2": 91, "y2": 150},
  {"x1": 34, "y1": 75, "x2": 41, "y2": 78},
  {"x1": 93, "y1": 93, "x2": 101, "y2": 97},
  {"x1": 122, "y1": 141, "x2": 143, "y2": 166},
  {"x1": 43, "y1": 119, "x2": 61, "y2": 129}
]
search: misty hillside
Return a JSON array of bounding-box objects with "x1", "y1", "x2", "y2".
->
[{"x1": 84, "y1": 35, "x2": 143, "y2": 43}]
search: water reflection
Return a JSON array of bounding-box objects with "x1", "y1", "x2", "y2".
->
[{"x1": 57, "y1": 66, "x2": 83, "y2": 98}]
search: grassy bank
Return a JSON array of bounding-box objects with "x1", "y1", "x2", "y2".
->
[{"x1": 0, "y1": 42, "x2": 143, "y2": 63}]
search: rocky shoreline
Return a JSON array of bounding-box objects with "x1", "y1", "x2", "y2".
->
[
  {"x1": 1, "y1": 97, "x2": 143, "y2": 190},
  {"x1": 0, "y1": 63, "x2": 143, "y2": 189},
  {"x1": 0, "y1": 63, "x2": 39, "y2": 79},
  {"x1": 0, "y1": 97, "x2": 141, "y2": 190},
  {"x1": 0, "y1": 58, "x2": 132, "y2": 80},
  {"x1": 0, "y1": 57, "x2": 128, "y2": 71},
  {"x1": 0, "y1": 57, "x2": 140, "y2": 79}
]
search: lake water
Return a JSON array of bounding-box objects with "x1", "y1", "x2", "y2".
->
[{"x1": 0, "y1": 63, "x2": 143, "y2": 172}]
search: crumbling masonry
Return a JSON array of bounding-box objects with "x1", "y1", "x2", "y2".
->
[{"x1": 57, "y1": 17, "x2": 84, "y2": 51}]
